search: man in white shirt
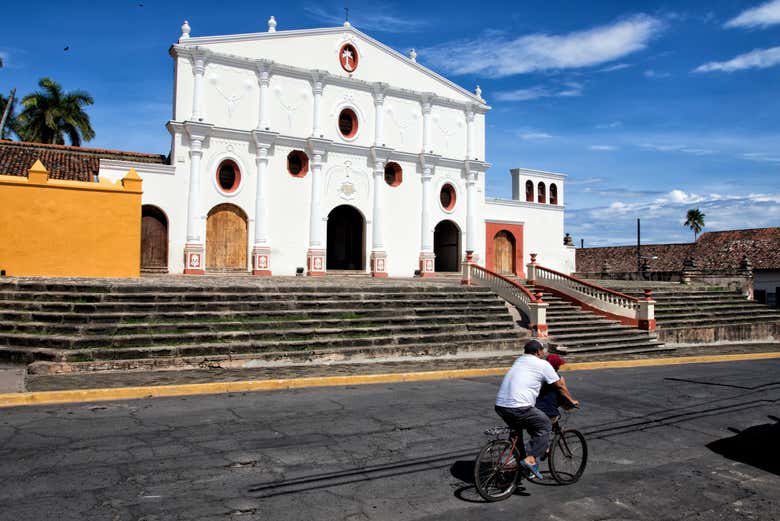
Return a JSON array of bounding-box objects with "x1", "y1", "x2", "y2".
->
[{"x1": 495, "y1": 339, "x2": 578, "y2": 479}]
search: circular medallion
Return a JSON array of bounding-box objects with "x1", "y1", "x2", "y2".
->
[{"x1": 339, "y1": 43, "x2": 359, "y2": 73}]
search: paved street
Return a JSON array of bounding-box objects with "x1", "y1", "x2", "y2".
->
[{"x1": 1, "y1": 359, "x2": 778, "y2": 520}]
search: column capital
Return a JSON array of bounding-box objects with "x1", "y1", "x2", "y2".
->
[
  {"x1": 310, "y1": 70, "x2": 329, "y2": 93},
  {"x1": 419, "y1": 152, "x2": 440, "y2": 177},
  {"x1": 370, "y1": 145, "x2": 393, "y2": 164},
  {"x1": 464, "y1": 105, "x2": 476, "y2": 122},
  {"x1": 372, "y1": 82, "x2": 389, "y2": 104},
  {"x1": 420, "y1": 93, "x2": 436, "y2": 113},
  {"x1": 251, "y1": 129, "x2": 278, "y2": 149},
  {"x1": 464, "y1": 159, "x2": 490, "y2": 173},
  {"x1": 307, "y1": 137, "x2": 332, "y2": 161},
  {"x1": 190, "y1": 49, "x2": 211, "y2": 73},
  {"x1": 184, "y1": 121, "x2": 213, "y2": 144}
]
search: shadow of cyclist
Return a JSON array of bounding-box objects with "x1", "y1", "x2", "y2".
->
[{"x1": 706, "y1": 415, "x2": 780, "y2": 476}]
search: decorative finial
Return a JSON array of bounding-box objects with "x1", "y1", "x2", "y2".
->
[
  {"x1": 409, "y1": 48, "x2": 417, "y2": 62},
  {"x1": 180, "y1": 20, "x2": 191, "y2": 40},
  {"x1": 268, "y1": 16, "x2": 277, "y2": 32},
  {"x1": 343, "y1": 20, "x2": 351, "y2": 27},
  {"x1": 475, "y1": 85, "x2": 482, "y2": 99}
]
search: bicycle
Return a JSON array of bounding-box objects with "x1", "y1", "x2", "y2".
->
[{"x1": 473, "y1": 409, "x2": 588, "y2": 501}]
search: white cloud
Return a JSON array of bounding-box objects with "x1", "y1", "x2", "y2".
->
[
  {"x1": 599, "y1": 63, "x2": 632, "y2": 72},
  {"x1": 589, "y1": 145, "x2": 618, "y2": 151},
  {"x1": 743, "y1": 152, "x2": 780, "y2": 163},
  {"x1": 640, "y1": 143, "x2": 717, "y2": 155},
  {"x1": 494, "y1": 82, "x2": 583, "y2": 102},
  {"x1": 725, "y1": 0, "x2": 780, "y2": 29},
  {"x1": 644, "y1": 69, "x2": 671, "y2": 78},
  {"x1": 422, "y1": 14, "x2": 663, "y2": 77},
  {"x1": 520, "y1": 132, "x2": 554, "y2": 140},
  {"x1": 596, "y1": 121, "x2": 622, "y2": 129},
  {"x1": 303, "y1": 5, "x2": 426, "y2": 33},
  {"x1": 694, "y1": 46, "x2": 780, "y2": 72}
]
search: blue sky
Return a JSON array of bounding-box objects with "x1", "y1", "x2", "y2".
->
[{"x1": 1, "y1": 1, "x2": 779, "y2": 246}]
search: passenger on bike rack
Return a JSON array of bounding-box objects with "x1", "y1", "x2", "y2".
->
[
  {"x1": 535, "y1": 354, "x2": 575, "y2": 423},
  {"x1": 494, "y1": 340, "x2": 579, "y2": 480}
]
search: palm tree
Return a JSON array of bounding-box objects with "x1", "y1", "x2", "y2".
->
[
  {"x1": 684, "y1": 208, "x2": 705, "y2": 241},
  {"x1": 0, "y1": 92, "x2": 19, "y2": 139},
  {"x1": 17, "y1": 77, "x2": 95, "y2": 146}
]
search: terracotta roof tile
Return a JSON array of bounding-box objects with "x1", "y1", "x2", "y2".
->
[
  {"x1": 0, "y1": 140, "x2": 167, "y2": 182},
  {"x1": 576, "y1": 227, "x2": 780, "y2": 273}
]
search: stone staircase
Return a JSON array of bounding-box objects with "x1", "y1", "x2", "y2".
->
[
  {"x1": 531, "y1": 291, "x2": 670, "y2": 356},
  {"x1": 595, "y1": 281, "x2": 780, "y2": 343},
  {"x1": 0, "y1": 277, "x2": 526, "y2": 373}
]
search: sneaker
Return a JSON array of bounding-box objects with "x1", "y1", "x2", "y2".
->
[{"x1": 520, "y1": 460, "x2": 544, "y2": 480}]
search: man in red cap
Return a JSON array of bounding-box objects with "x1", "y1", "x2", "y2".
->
[{"x1": 535, "y1": 354, "x2": 574, "y2": 422}]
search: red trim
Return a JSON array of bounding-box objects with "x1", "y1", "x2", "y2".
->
[
  {"x1": 252, "y1": 269, "x2": 272, "y2": 276},
  {"x1": 307, "y1": 271, "x2": 326, "y2": 277},
  {"x1": 372, "y1": 272, "x2": 388, "y2": 278},
  {"x1": 485, "y1": 222, "x2": 524, "y2": 277},
  {"x1": 339, "y1": 43, "x2": 359, "y2": 72},
  {"x1": 216, "y1": 159, "x2": 241, "y2": 193},
  {"x1": 384, "y1": 162, "x2": 403, "y2": 187},
  {"x1": 638, "y1": 319, "x2": 656, "y2": 331},
  {"x1": 338, "y1": 108, "x2": 358, "y2": 138},
  {"x1": 183, "y1": 268, "x2": 204, "y2": 275},
  {"x1": 531, "y1": 323, "x2": 549, "y2": 339},
  {"x1": 440, "y1": 184, "x2": 456, "y2": 211},
  {"x1": 287, "y1": 150, "x2": 309, "y2": 177}
]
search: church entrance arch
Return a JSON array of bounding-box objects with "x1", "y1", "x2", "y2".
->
[
  {"x1": 141, "y1": 205, "x2": 168, "y2": 272},
  {"x1": 434, "y1": 220, "x2": 460, "y2": 272},
  {"x1": 206, "y1": 204, "x2": 247, "y2": 271},
  {"x1": 493, "y1": 230, "x2": 516, "y2": 275},
  {"x1": 327, "y1": 205, "x2": 365, "y2": 271}
]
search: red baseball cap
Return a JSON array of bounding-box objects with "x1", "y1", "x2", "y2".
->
[{"x1": 546, "y1": 354, "x2": 566, "y2": 371}]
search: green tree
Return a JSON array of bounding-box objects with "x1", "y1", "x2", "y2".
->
[
  {"x1": 684, "y1": 208, "x2": 705, "y2": 241},
  {"x1": 17, "y1": 77, "x2": 95, "y2": 146},
  {"x1": 0, "y1": 92, "x2": 20, "y2": 139}
]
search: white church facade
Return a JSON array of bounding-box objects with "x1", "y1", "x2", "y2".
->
[{"x1": 99, "y1": 18, "x2": 575, "y2": 278}]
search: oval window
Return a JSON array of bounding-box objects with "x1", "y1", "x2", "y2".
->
[
  {"x1": 216, "y1": 160, "x2": 241, "y2": 193},
  {"x1": 287, "y1": 150, "x2": 309, "y2": 177},
  {"x1": 384, "y1": 162, "x2": 402, "y2": 187},
  {"x1": 440, "y1": 184, "x2": 456, "y2": 211},
  {"x1": 338, "y1": 108, "x2": 358, "y2": 139},
  {"x1": 339, "y1": 43, "x2": 359, "y2": 73}
]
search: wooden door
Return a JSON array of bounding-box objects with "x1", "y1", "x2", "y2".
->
[
  {"x1": 493, "y1": 231, "x2": 515, "y2": 274},
  {"x1": 206, "y1": 204, "x2": 247, "y2": 270},
  {"x1": 141, "y1": 206, "x2": 168, "y2": 271}
]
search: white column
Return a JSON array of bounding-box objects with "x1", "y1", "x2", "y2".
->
[
  {"x1": 312, "y1": 76, "x2": 323, "y2": 137},
  {"x1": 191, "y1": 54, "x2": 206, "y2": 121},
  {"x1": 309, "y1": 153, "x2": 323, "y2": 248},
  {"x1": 370, "y1": 159, "x2": 388, "y2": 277},
  {"x1": 254, "y1": 148, "x2": 269, "y2": 245},
  {"x1": 466, "y1": 170, "x2": 478, "y2": 253},
  {"x1": 373, "y1": 89, "x2": 385, "y2": 146},
  {"x1": 256, "y1": 67, "x2": 270, "y2": 130},
  {"x1": 419, "y1": 164, "x2": 435, "y2": 277},
  {"x1": 186, "y1": 139, "x2": 203, "y2": 242},
  {"x1": 421, "y1": 96, "x2": 433, "y2": 153},
  {"x1": 465, "y1": 108, "x2": 475, "y2": 160}
]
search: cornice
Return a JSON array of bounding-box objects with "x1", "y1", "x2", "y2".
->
[
  {"x1": 173, "y1": 26, "x2": 488, "y2": 110},
  {"x1": 510, "y1": 167, "x2": 567, "y2": 181},
  {"x1": 99, "y1": 159, "x2": 175, "y2": 176},
  {"x1": 172, "y1": 44, "x2": 490, "y2": 114},
  {"x1": 485, "y1": 197, "x2": 566, "y2": 212}
]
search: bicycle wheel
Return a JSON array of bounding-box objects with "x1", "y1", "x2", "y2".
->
[
  {"x1": 474, "y1": 440, "x2": 520, "y2": 501},
  {"x1": 548, "y1": 429, "x2": 587, "y2": 484}
]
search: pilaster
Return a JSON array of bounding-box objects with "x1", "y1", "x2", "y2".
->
[
  {"x1": 182, "y1": 121, "x2": 212, "y2": 275},
  {"x1": 418, "y1": 152, "x2": 439, "y2": 277},
  {"x1": 255, "y1": 60, "x2": 273, "y2": 131},
  {"x1": 306, "y1": 137, "x2": 332, "y2": 276}
]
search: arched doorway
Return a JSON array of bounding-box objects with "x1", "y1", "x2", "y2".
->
[
  {"x1": 141, "y1": 205, "x2": 168, "y2": 272},
  {"x1": 327, "y1": 205, "x2": 364, "y2": 270},
  {"x1": 434, "y1": 220, "x2": 460, "y2": 272},
  {"x1": 493, "y1": 231, "x2": 516, "y2": 275},
  {"x1": 206, "y1": 204, "x2": 247, "y2": 271}
]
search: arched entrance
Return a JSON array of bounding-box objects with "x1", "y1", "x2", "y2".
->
[
  {"x1": 434, "y1": 220, "x2": 460, "y2": 272},
  {"x1": 206, "y1": 204, "x2": 247, "y2": 271},
  {"x1": 327, "y1": 205, "x2": 365, "y2": 270},
  {"x1": 141, "y1": 205, "x2": 168, "y2": 272},
  {"x1": 493, "y1": 231, "x2": 516, "y2": 275}
]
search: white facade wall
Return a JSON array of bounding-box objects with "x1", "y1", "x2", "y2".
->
[{"x1": 99, "y1": 22, "x2": 572, "y2": 277}]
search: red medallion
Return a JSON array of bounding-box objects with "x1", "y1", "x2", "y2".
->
[{"x1": 339, "y1": 43, "x2": 358, "y2": 72}]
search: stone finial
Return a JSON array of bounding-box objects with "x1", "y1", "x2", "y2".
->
[
  {"x1": 343, "y1": 20, "x2": 352, "y2": 28},
  {"x1": 180, "y1": 20, "x2": 191, "y2": 40},
  {"x1": 409, "y1": 48, "x2": 417, "y2": 62},
  {"x1": 475, "y1": 85, "x2": 482, "y2": 99},
  {"x1": 564, "y1": 233, "x2": 573, "y2": 246},
  {"x1": 530, "y1": 253, "x2": 537, "y2": 264},
  {"x1": 268, "y1": 16, "x2": 277, "y2": 32},
  {"x1": 27, "y1": 159, "x2": 49, "y2": 184}
]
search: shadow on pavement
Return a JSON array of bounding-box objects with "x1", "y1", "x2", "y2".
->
[
  {"x1": 706, "y1": 415, "x2": 780, "y2": 476},
  {"x1": 449, "y1": 460, "x2": 475, "y2": 483}
]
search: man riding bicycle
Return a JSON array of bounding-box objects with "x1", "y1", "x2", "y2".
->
[{"x1": 494, "y1": 339, "x2": 579, "y2": 480}]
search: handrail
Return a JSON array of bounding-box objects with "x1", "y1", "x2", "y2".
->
[
  {"x1": 470, "y1": 264, "x2": 539, "y2": 305},
  {"x1": 534, "y1": 264, "x2": 639, "y2": 302}
]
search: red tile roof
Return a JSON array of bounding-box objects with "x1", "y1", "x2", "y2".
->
[
  {"x1": 576, "y1": 227, "x2": 780, "y2": 273},
  {"x1": 0, "y1": 140, "x2": 168, "y2": 182}
]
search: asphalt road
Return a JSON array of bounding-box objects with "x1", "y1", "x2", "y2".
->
[{"x1": 1, "y1": 359, "x2": 778, "y2": 521}]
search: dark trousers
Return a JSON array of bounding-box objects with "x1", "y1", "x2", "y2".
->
[{"x1": 495, "y1": 405, "x2": 552, "y2": 459}]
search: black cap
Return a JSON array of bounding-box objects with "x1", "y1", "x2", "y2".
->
[{"x1": 523, "y1": 339, "x2": 545, "y2": 354}]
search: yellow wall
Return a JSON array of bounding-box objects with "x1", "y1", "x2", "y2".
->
[{"x1": 0, "y1": 160, "x2": 143, "y2": 278}]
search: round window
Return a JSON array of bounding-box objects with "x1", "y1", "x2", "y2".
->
[
  {"x1": 440, "y1": 184, "x2": 456, "y2": 211},
  {"x1": 287, "y1": 150, "x2": 309, "y2": 177},
  {"x1": 338, "y1": 108, "x2": 358, "y2": 139},
  {"x1": 384, "y1": 162, "x2": 402, "y2": 187},
  {"x1": 216, "y1": 160, "x2": 241, "y2": 193}
]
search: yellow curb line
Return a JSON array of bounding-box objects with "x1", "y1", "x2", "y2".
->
[{"x1": 1, "y1": 351, "x2": 779, "y2": 408}]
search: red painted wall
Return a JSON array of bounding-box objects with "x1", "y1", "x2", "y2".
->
[{"x1": 485, "y1": 222, "x2": 524, "y2": 277}]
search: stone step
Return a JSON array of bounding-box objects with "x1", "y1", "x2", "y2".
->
[
  {"x1": 0, "y1": 302, "x2": 510, "y2": 325},
  {"x1": 655, "y1": 310, "x2": 780, "y2": 321},
  {"x1": 0, "y1": 312, "x2": 510, "y2": 335},
  {"x1": 0, "y1": 296, "x2": 505, "y2": 314},
  {"x1": 0, "y1": 320, "x2": 516, "y2": 350},
  {"x1": 549, "y1": 334, "x2": 658, "y2": 349},
  {"x1": 659, "y1": 316, "x2": 780, "y2": 328},
  {"x1": 548, "y1": 328, "x2": 652, "y2": 341},
  {"x1": 544, "y1": 319, "x2": 623, "y2": 329},
  {"x1": 0, "y1": 330, "x2": 524, "y2": 364},
  {"x1": 558, "y1": 343, "x2": 672, "y2": 356}
]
